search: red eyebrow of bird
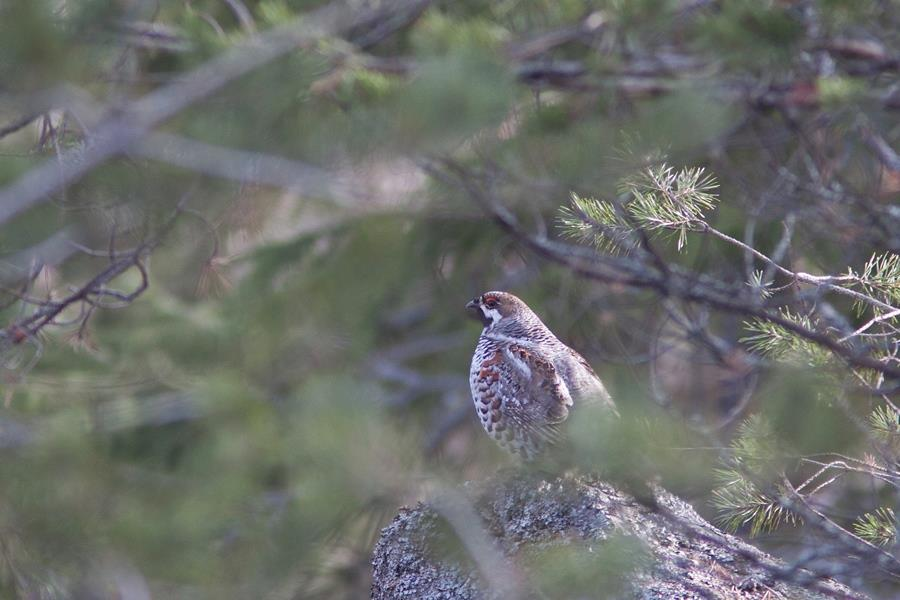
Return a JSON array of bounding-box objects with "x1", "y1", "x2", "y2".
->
[{"x1": 483, "y1": 294, "x2": 499, "y2": 303}]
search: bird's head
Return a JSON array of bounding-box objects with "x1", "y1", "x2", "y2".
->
[{"x1": 465, "y1": 291, "x2": 533, "y2": 330}]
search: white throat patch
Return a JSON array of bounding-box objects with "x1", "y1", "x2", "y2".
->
[{"x1": 480, "y1": 305, "x2": 503, "y2": 327}]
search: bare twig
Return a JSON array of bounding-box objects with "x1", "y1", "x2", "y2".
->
[{"x1": 841, "y1": 308, "x2": 900, "y2": 342}]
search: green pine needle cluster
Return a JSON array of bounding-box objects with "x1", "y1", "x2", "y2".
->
[
  {"x1": 711, "y1": 473, "x2": 798, "y2": 535},
  {"x1": 712, "y1": 415, "x2": 799, "y2": 536},
  {"x1": 869, "y1": 405, "x2": 900, "y2": 437},
  {"x1": 558, "y1": 193, "x2": 635, "y2": 254},
  {"x1": 852, "y1": 507, "x2": 897, "y2": 547},
  {"x1": 620, "y1": 163, "x2": 719, "y2": 251},
  {"x1": 869, "y1": 405, "x2": 900, "y2": 456},
  {"x1": 854, "y1": 252, "x2": 900, "y2": 315},
  {"x1": 741, "y1": 309, "x2": 831, "y2": 367},
  {"x1": 730, "y1": 414, "x2": 781, "y2": 471},
  {"x1": 747, "y1": 269, "x2": 773, "y2": 299},
  {"x1": 559, "y1": 163, "x2": 719, "y2": 253}
]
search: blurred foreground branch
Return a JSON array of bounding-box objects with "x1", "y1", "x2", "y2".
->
[{"x1": 0, "y1": 0, "x2": 433, "y2": 227}]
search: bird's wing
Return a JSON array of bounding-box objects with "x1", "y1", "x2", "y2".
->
[
  {"x1": 566, "y1": 347, "x2": 619, "y2": 416},
  {"x1": 498, "y1": 342, "x2": 574, "y2": 447}
]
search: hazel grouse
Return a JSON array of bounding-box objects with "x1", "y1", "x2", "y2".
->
[{"x1": 466, "y1": 291, "x2": 617, "y2": 460}]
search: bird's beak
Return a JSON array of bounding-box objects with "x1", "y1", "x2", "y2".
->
[{"x1": 466, "y1": 298, "x2": 492, "y2": 326}]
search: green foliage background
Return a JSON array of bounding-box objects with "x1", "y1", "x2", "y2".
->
[{"x1": 1, "y1": 0, "x2": 899, "y2": 597}]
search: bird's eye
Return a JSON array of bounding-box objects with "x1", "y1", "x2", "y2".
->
[{"x1": 485, "y1": 298, "x2": 498, "y2": 309}]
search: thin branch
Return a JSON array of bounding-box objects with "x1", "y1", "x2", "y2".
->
[
  {"x1": 4, "y1": 200, "x2": 184, "y2": 347},
  {"x1": 782, "y1": 477, "x2": 900, "y2": 579},
  {"x1": 764, "y1": 214, "x2": 797, "y2": 284},
  {"x1": 841, "y1": 308, "x2": 900, "y2": 342},
  {"x1": 701, "y1": 223, "x2": 895, "y2": 313}
]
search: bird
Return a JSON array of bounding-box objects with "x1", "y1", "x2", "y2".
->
[{"x1": 466, "y1": 291, "x2": 617, "y2": 460}]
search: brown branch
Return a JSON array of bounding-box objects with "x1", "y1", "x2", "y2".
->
[
  {"x1": 428, "y1": 158, "x2": 900, "y2": 381},
  {"x1": 505, "y1": 11, "x2": 607, "y2": 61},
  {"x1": 4, "y1": 199, "x2": 186, "y2": 347},
  {"x1": 17, "y1": 252, "x2": 146, "y2": 338}
]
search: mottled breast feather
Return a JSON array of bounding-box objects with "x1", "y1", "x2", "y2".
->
[
  {"x1": 470, "y1": 335, "x2": 576, "y2": 460},
  {"x1": 467, "y1": 292, "x2": 617, "y2": 460}
]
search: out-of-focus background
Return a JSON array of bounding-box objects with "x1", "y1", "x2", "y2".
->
[{"x1": 2, "y1": 0, "x2": 900, "y2": 598}]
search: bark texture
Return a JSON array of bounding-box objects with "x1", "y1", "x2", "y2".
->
[{"x1": 371, "y1": 473, "x2": 862, "y2": 599}]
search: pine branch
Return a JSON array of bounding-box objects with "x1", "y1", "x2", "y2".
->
[
  {"x1": 621, "y1": 163, "x2": 718, "y2": 251},
  {"x1": 712, "y1": 470, "x2": 800, "y2": 536},
  {"x1": 558, "y1": 193, "x2": 637, "y2": 255},
  {"x1": 853, "y1": 508, "x2": 897, "y2": 548},
  {"x1": 741, "y1": 309, "x2": 833, "y2": 367}
]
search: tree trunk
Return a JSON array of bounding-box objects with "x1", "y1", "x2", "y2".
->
[{"x1": 371, "y1": 473, "x2": 863, "y2": 599}]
